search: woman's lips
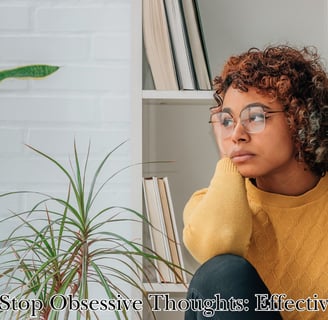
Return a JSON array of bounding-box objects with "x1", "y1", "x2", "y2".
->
[{"x1": 230, "y1": 151, "x2": 255, "y2": 163}]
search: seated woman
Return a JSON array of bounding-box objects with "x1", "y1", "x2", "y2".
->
[{"x1": 183, "y1": 45, "x2": 328, "y2": 320}]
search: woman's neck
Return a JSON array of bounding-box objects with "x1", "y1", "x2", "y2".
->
[{"x1": 255, "y1": 166, "x2": 320, "y2": 196}]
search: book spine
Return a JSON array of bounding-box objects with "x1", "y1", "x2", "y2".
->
[
  {"x1": 143, "y1": 0, "x2": 179, "y2": 90},
  {"x1": 142, "y1": 177, "x2": 175, "y2": 283},
  {"x1": 193, "y1": 0, "x2": 212, "y2": 81},
  {"x1": 164, "y1": 0, "x2": 197, "y2": 90},
  {"x1": 152, "y1": 177, "x2": 175, "y2": 283},
  {"x1": 163, "y1": 177, "x2": 188, "y2": 284},
  {"x1": 181, "y1": 0, "x2": 212, "y2": 90},
  {"x1": 143, "y1": 176, "x2": 188, "y2": 284},
  {"x1": 157, "y1": 178, "x2": 184, "y2": 283}
]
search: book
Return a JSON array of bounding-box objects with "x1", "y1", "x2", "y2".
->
[
  {"x1": 181, "y1": 0, "x2": 212, "y2": 90},
  {"x1": 163, "y1": 0, "x2": 197, "y2": 90},
  {"x1": 143, "y1": 0, "x2": 179, "y2": 90},
  {"x1": 143, "y1": 176, "x2": 187, "y2": 284},
  {"x1": 158, "y1": 177, "x2": 187, "y2": 283},
  {"x1": 142, "y1": 177, "x2": 175, "y2": 283}
]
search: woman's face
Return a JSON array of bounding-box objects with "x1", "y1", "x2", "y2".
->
[{"x1": 214, "y1": 86, "x2": 298, "y2": 179}]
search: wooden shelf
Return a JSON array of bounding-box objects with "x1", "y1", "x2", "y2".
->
[
  {"x1": 143, "y1": 282, "x2": 189, "y2": 293},
  {"x1": 142, "y1": 90, "x2": 214, "y2": 105}
]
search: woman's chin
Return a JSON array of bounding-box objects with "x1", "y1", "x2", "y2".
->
[{"x1": 235, "y1": 164, "x2": 261, "y2": 179}]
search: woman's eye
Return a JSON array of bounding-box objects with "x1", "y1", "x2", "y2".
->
[
  {"x1": 221, "y1": 117, "x2": 234, "y2": 127},
  {"x1": 249, "y1": 113, "x2": 265, "y2": 122}
]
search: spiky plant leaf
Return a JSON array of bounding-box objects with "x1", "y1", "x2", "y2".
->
[{"x1": 0, "y1": 65, "x2": 59, "y2": 82}]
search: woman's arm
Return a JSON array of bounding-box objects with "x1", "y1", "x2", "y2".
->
[{"x1": 183, "y1": 158, "x2": 253, "y2": 263}]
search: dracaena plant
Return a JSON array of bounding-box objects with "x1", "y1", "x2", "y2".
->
[{"x1": 0, "y1": 142, "x2": 183, "y2": 320}]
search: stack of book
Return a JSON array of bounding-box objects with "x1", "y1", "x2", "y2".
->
[
  {"x1": 142, "y1": 176, "x2": 187, "y2": 284},
  {"x1": 143, "y1": 0, "x2": 212, "y2": 91}
]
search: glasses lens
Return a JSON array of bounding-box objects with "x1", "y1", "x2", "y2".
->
[
  {"x1": 241, "y1": 106, "x2": 266, "y2": 133},
  {"x1": 210, "y1": 112, "x2": 234, "y2": 138},
  {"x1": 219, "y1": 112, "x2": 234, "y2": 128}
]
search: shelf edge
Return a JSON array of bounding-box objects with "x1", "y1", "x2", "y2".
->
[
  {"x1": 142, "y1": 90, "x2": 215, "y2": 104},
  {"x1": 143, "y1": 282, "x2": 189, "y2": 293}
]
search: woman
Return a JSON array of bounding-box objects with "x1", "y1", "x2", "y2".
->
[{"x1": 183, "y1": 45, "x2": 328, "y2": 320}]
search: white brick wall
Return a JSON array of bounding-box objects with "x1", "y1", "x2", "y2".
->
[
  {"x1": 0, "y1": 0, "x2": 133, "y2": 199},
  {"x1": 0, "y1": 2, "x2": 139, "y2": 306},
  {"x1": 0, "y1": 0, "x2": 141, "y2": 308}
]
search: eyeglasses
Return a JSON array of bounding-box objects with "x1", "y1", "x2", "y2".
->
[{"x1": 209, "y1": 104, "x2": 285, "y2": 138}]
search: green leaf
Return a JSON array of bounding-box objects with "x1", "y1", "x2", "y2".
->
[
  {"x1": 91, "y1": 262, "x2": 125, "y2": 320},
  {"x1": 0, "y1": 65, "x2": 59, "y2": 82}
]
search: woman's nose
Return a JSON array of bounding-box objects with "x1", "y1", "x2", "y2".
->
[{"x1": 231, "y1": 120, "x2": 250, "y2": 143}]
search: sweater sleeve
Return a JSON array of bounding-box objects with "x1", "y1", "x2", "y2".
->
[{"x1": 183, "y1": 158, "x2": 252, "y2": 264}]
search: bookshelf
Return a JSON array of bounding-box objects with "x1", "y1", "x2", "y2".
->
[
  {"x1": 131, "y1": 2, "x2": 217, "y2": 319},
  {"x1": 142, "y1": 93, "x2": 218, "y2": 285},
  {"x1": 140, "y1": 0, "x2": 218, "y2": 298},
  {"x1": 131, "y1": 0, "x2": 328, "y2": 318}
]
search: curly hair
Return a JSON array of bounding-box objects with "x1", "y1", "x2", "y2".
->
[{"x1": 213, "y1": 45, "x2": 328, "y2": 176}]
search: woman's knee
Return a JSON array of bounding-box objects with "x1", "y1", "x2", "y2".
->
[
  {"x1": 189, "y1": 254, "x2": 260, "y2": 296},
  {"x1": 195, "y1": 254, "x2": 254, "y2": 278},
  {"x1": 185, "y1": 254, "x2": 282, "y2": 319},
  {"x1": 187, "y1": 253, "x2": 276, "y2": 307}
]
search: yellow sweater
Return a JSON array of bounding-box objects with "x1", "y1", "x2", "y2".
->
[{"x1": 183, "y1": 158, "x2": 328, "y2": 320}]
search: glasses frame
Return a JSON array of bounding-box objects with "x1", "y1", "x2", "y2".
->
[{"x1": 209, "y1": 103, "x2": 286, "y2": 136}]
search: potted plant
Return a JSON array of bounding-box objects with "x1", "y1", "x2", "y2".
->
[{"x1": 0, "y1": 141, "x2": 184, "y2": 320}]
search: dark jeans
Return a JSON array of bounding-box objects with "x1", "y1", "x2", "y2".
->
[{"x1": 185, "y1": 254, "x2": 282, "y2": 320}]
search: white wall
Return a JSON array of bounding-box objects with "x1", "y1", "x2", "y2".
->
[
  {"x1": 0, "y1": 0, "x2": 139, "y2": 311},
  {"x1": 0, "y1": 0, "x2": 133, "y2": 211},
  {"x1": 198, "y1": 0, "x2": 328, "y2": 80}
]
